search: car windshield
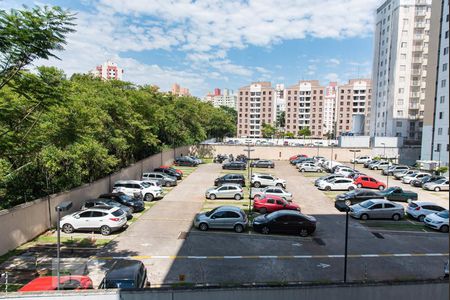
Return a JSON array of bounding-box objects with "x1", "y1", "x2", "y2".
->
[
  {"x1": 141, "y1": 182, "x2": 150, "y2": 188},
  {"x1": 119, "y1": 194, "x2": 133, "y2": 202},
  {"x1": 359, "y1": 200, "x2": 375, "y2": 208},
  {"x1": 112, "y1": 209, "x2": 124, "y2": 217},
  {"x1": 437, "y1": 211, "x2": 449, "y2": 219},
  {"x1": 104, "y1": 279, "x2": 136, "y2": 289},
  {"x1": 383, "y1": 187, "x2": 396, "y2": 193},
  {"x1": 205, "y1": 207, "x2": 219, "y2": 217}
]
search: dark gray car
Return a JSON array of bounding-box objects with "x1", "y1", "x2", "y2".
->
[
  {"x1": 193, "y1": 206, "x2": 248, "y2": 233},
  {"x1": 142, "y1": 172, "x2": 177, "y2": 187}
]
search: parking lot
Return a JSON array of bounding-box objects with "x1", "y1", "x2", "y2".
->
[{"x1": 94, "y1": 160, "x2": 449, "y2": 286}]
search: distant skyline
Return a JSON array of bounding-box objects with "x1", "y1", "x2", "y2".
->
[{"x1": 1, "y1": 0, "x2": 382, "y2": 97}]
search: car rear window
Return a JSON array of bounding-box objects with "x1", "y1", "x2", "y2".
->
[
  {"x1": 408, "y1": 202, "x2": 418, "y2": 208},
  {"x1": 112, "y1": 209, "x2": 124, "y2": 217},
  {"x1": 104, "y1": 279, "x2": 135, "y2": 289}
]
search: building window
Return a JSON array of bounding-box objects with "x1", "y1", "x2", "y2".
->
[
  {"x1": 441, "y1": 80, "x2": 446, "y2": 88},
  {"x1": 398, "y1": 88, "x2": 404, "y2": 94},
  {"x1": 401, "y1": 42, "x2": 407, "y2": 48},
  {"x1": 439, "y1": 112, "x2": 444, "y2": 119},
  {"x1": 438, "y1": 128, "x2": 443, "y2": 135},
  {"x1": 397, "y1": 110, "x2": 403, "y2": 116},
  {"x1": 444, "y1": 47, "x2": 449, "y2": 55},
  {"x1": 443, "y1": 63, "x2": 448, "y2": 72},
  {"x1": 396, "y1": 121, "x2": 402, "y2": 127},
  {"x1": 440, "y1": 96, "x2": 445, "y2": 103}
]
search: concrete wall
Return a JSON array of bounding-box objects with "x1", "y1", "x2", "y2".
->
[
  {"x1": 0, "y1": 146, "x2": 190, "y2": 256},
  {"x1": 338, "y1": 136, "x2": 371, "y2": 148}
]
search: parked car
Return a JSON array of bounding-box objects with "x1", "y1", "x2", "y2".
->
[
  {"x1": 363, "y1": 159, "x2": 379, "y2": 168},
  {"x1": 369, "y1": 161, "x2": 390, "y2": 170},
  {"x1": 158, "y1": 165, "x2": 183, "y2": 175},
  {"x1": 354, "y1": 176, "x2": 386, "y2": 190},
  {"x1": 377, "y1": 186, "x2": 418, "y2": 202},
  {"x1": 322, "y1": 161, "x2": 344, "y2": 172},
  {"x1": 351, "y1": 156, "x2": 372, "y2": 164},
  {"x1": 98, "y1": 193, "x2": 145, "y2": 213},
  {"x1": 99, "y1": 259, "x2": 148, "y2": 289},
  {"x1": 393, "y1": 169, "x2": 417, "y2": 180},
  {"x1": 382, "y1": 165, "x2": 409, "y2": 175},
  {"x1": 318, "y1": 178, "x2": 356, "y2": 191},
  {"x1": 174, "y1": 156, "x2": 198, "y2": 167},
  {"x1": 194, "y1": 206, "x2": 248, "y2": 233},
  {"x1": 289, "y1": 154, "x2": 308, "y2": 162},
  {"x1": 154, "y1": 167, "x2": 182, "y2": 180},
  {"x1": 348, "y1": 171, "x2": 366, "y2": 180},
  {"x1": 19, "y1": 276, "x2": 93, "y2": 292},
  {"x1": 410, "y1": 175, "x2": 445, "y2": 187},
  {"x1": 112, "y1": 180, "x2": 162, "y2": 201},
  {"x1": 142, "y1": 172, "x2": 177, "y2": 187},
  {"x1": 214, "y1": 173, "x2": 246, "y2": 187},
  {"x1": 250, "y1": 160, "x2": 275, "y2": 168},
  {"x1": 291, "y1": 157, "x2": 313, "y2": 165},
  {"x1": 222, "y1": 161, "x2": 246, "y2": 170},
  {"x1": 335, "y1": 167, "x2": 356, "y2": 177},
  {"x1": 423, "y1": 178, "x2": 449, "y2": 192},
  {"x1": 424, "y1": 210, "x2": 449, "y2": 232},
  {"x1": 213, "y1": 154, "x2": 228, "y2": 163},
  {"x1": 251, "y1": 186, "x2": 293, "y2": 201},
  {"x1": 81, "y1": 199, "x2": 132, "y2": 219},
  {"x1": 349, "y1": 199, "x2": 404, "y2": 221},
  {"x1": 252, "y1": 210, "x2": 316, "y2": 237},
  {"x1": 60, "y1": 207, "x2": 127, "y2": 235},
  {"x1": 189, "y1": 156, "x2": 203, "y2": 164},
  {"x1": 205, "y1": 184, "x2": 244, "y2": 200},
  {"x1": 253, "y1": 195, "x2": 300, "y2": 214},
  {"x1": 402, "y1": 172, "x2": 430, "y2": 184},
  {"x1": 298, "y1": 162, "x2": 323, "y2": 172},
  {"x1": 251, "y1": 173, "x2": 286, "y2": 188},
  {"x1": 406, "y1": 201, "x2": 446, "y2": 222},
  {"x1": 334, "y1": 189, "x2": 384, "y2": 211},
  {"x1": 314, "y1": 174, "x2": 344, "y2": 186}
]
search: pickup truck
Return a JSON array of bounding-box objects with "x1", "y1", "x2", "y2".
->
[{"x1": 378, "y1": 186, "x2": 418, "y2": 202}]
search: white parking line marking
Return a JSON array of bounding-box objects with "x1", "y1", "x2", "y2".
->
[
  {"x1": 187, "y1": 256, "x2": 208, "y2": 259},
  {"x1": 360, "y1": 254, "x2": 379, "y2": 257},
  {"x1": 394, "y1": 254, "x2": 411, "y2": 257},
  {"x1": 224, "y1": 256, "x2": 242, "y2": 259}
]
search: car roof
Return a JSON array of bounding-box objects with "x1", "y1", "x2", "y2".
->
[
  {"x1": 99, "y1": 192, "x2": 125, "y2": 197},
  {"x1": 413, "y1": 201, "x2": 439, "y2": 206},
  {"x1": 82, "y1": 205, "x2": 117, "y2": 212},
  {"x1": 215, "y1": 205, "x2": 244, "y2": 212},
  {"x1": 104, "y1": 260, "x2": 144, "y2": 280},
  {"x1": 218, "y1": 183, "x2": 242, "y2": 187},
  {"x1": 115, "y1": 180, "x2": 142, "y2": 184},
  {"x1": 365, "y1": 199, "x2": 393, "y2": 204}
]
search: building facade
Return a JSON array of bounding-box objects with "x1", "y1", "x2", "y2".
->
[
  {"x1": 172, "y1": 83, "x2": 190, "y2": 96},
  {"x1": 370, "y1": 0, "x2": 432, "y2": 143},
  {"x1": 323, "y1": 82, "x2": 338, "y2": 136},
  {"x1": 204, "y1": 88, "x2": 237, "y2": 109},
  {"x1": 274, "y1": 84, "x2": 286, "y2": 124},
  {"x1": 90, "y1": 60, "x2": 123, "y2": 80},
  {"x1": 237, "y1": 82, "x2": 275, "y2": 138},
  {"x1": 421, "y1": 0, "x2": 449, "y2": 165}
]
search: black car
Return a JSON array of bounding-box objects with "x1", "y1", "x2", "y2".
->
[
  {"x1": 222, "y1": 161, "x2": 246, "y2": 170},
  {"x1": 213, "y1": 154, "x2": 228, "y2": 163},
  {"x1": 214, "y1": 173, "x2": 246, "y2": 187},
  {"x1": 410, "y1": 175, "x2": 445, "y2": 187},
  {"x1": 98, "y1": 193, "x2": 145, "y2": 213},
  {"x1": 291, "y1": 157, "x2": 313, "y2": 165},
  {"x1": 250, "y1": 160, "x2": 275, "y2": 168},
  {"x1": 153, "y1": 167, "x2": 182, "y2": 180},
  {"x1": 174, "y1": 156, "x2": 197, "y2": 167},
  {"x1": 252, "y1": 210, "x2": 317, "y2": 237},
  {"x1": 99, "y1": 259, "x2": 148, "y2": 289},
  {"x1": 363, "y1": 159, "x2": 378, "y2": 168},
  {"x1": 334, "y1": 189, "x2": 384, "y2": 212},
  {"x1": 81, "y1": 199, "x2": 133, "y2": 219}
]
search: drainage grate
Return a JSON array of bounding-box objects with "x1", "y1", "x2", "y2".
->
[
  {"x1": 178, "y1": 232, "x2": 189, "y2": 239},
  {"x1": 372, "y1": 232, "x2": 384, "y2": 239},
  {"x1": 313, "y1": 238, "x2": 326, "y2": 246}
]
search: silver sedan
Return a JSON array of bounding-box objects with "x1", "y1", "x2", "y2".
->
[
  {"x1": 349, "y1": 199, "x2": 404, "y2": 221},
  {"x1": 205, "y1": 184, "x2": 244, "y2": 200}
]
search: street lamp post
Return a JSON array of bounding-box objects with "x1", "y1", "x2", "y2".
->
[
  {"x1": 55, "y1": 201, "x2": 72, "y2": 290},
  {"x1": 349, "y1": 149, "x2": 361, "y2": 171},
  {"x1": 344, "y1": 206, "x2": 349, "y2": 283},
  {"x1": 330, "y1": 143, "x2": 334, "y2": 172},
  {"x1": 381, "y1": 142, "x2": 386, "y2": 159},
  {"x1": 243, "y1": 142, "x2": 254, "y2": 217}
]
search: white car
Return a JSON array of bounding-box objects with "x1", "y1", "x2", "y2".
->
[
  {"x1": 402, "y1": 172, "x2": 429, "y2": 184},
  {"x1": 314, "y1": 174, "x2": 345, "y2": 187},
  {"x1": 369, "y1": 161, "x2": 390, "y2": 170},
  {"x1": 406, "y1": 201, "x2": 447, "y2": 222},
  {"x1": 251, "y1": 173, "x2": 286, "y2": 188},
  {"x1": 318, "y1": 178, "x2": 356, "y2": 191},
  {"x1": 60, "y1": 207, "x2": 127, "y2": 235},
  {"x1": 424, "y1": 210, "x2": 449, "y2": 233},
  {"x1": 112, "y1": 180, "x2": 162, "y2": 201},
  {"x1": 335, "y1": 167, "x2": 355, "y2": 177},
  {"x1": 251, "y1": 186, "x2": 293, "y2": 201},
  {"x1": 298, "y1": 162, "x2": 323, "y2": 172},
  {"x1": 351, "y1": 156, "x2": 372, "y2": 164}
]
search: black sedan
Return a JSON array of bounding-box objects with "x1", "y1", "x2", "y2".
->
[
  {"x1": 214, "y1": 173, "x2": 246, "y2": 187},
  {"x1": 250, "y1": 160, "x2": 275, "y2": 168},
  {"x1": 154, "y1": 167, "x2": 182, "y2": 180},
  {"x1": 98, "y1": 193, "x2": 145, "y2": 212},
  {"x1": 334, "y1": 189, "x2": 383, "y2": 212},
  {"x1": 410, "y1": 175, "x2": 445, "y2": 187},
  {"x1": 252, "y1": 210, "x2": 316, "y2": 237},
  {"x1": 222, "y1": 161, "x2": 246, "y2": 170},
  {"x1": 99, "y1": 259, "x2": 148, "y2": 289}
]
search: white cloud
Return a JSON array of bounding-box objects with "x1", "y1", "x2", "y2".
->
[
  {"x1": 328, "y1": 58, "x2": 341, "y2": 65},
  {"x1": 324, "y1": 72, "x2": 341, "y2": 83}
]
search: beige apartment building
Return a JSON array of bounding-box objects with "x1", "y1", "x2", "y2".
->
[{"x1": 237, "y1": 82, "x2": 275, "y2": 138}]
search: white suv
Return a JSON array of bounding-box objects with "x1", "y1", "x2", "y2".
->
[
  {"x1": 60, "y1": 207, "x2": 127, "y2": 235},
  {"x1": 318, "y1": 178, "x2": 356, "y2": 191},
  {"x1": 112, "y1": 180, "x2": 162, "y2": 201},
  {"x1": 251, "y1": 173, "x2": 286, "y2": 188}
]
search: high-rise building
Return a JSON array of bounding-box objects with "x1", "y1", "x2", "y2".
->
[
  {"x1": 370, "y1": 0, "x2": 432, "y2": 143},
  {"x1": 421, "y1": 0, "x2": 449, "y2": 165},
  {"x1": 237, "y1": 82, "x2": 275, "y2": 138},
  {"x1": 90, "y1": 60, "x2": 123, "y2": 80},
  {"x1": 171, "y1": 83, "x2": 190, "y2": 96},
  {"x1": 323, "y1": 82, "x2": 338, "y2": 136},
  {"x1": 203, "y1": 88, "x2": 237, "y2": 109},
  {"x1": 274, "y1": 84, "x2": 285, "y2": 125}
]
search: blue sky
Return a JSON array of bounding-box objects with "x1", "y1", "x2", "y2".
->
[{"x1": 1, "y1": 0, "x2": 381, "y2": 97}]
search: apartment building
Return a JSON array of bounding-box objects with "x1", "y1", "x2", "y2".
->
[
  {"x1": 274, "y1": 84, "x2": 286, "y2": 124},
  {"x1": 421, "y1": 0, "x2": 449, "y2": 165},
  {"x1": 237, "y1": 82, "x2": 275, "y2": 138},
  {"x1": 323, "y1": 82, "x2": 338, "y2": 136},
  {"x1": 370, "y1": 0, "x2": 432, "y2": 143},
  {"x1": 171, "y1": 83, "x2": 190, "y2": 96},
  {"x1": 203, "y1": 88, "x2": 237, "y2": 109},
  {"x1": 90, "y1": 60, "x2": 123, "y2": 80}
]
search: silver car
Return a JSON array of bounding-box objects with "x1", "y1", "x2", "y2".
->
[
  {"x1": 251, "y1": 186, "x2": 293, "y2": 201},
  {"x1": 423, "y1": 178, "x2": 449, "y2": 192},
  {"x1": 349, "y1": 199, "x2": 404, "y2": 221},
  {"x1": 298, "y1": 162, "x2": 323, "y2": 172},
  {"x1": 205, "y1": 184, "x2": 244, "y2": 200},
  {"x1": 194, "y1": 206, "x2": 248, "y2": 233}
]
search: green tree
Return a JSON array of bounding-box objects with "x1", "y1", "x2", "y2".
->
[
  {"x1": 276, "y1": 111, "x2": 285, "y2": 128},
  {"x1": 261, "y1": 122, "x2": 277, "y2": 138},
  {"x1": 298, "y1": 127, "x2": 311, "y2": 143},
  {"x1": 284, "y1": 132, "x2": 295, "y2": 139}
]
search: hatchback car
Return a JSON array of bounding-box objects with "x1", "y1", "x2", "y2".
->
[
  {"x1": 298, "y1": 162, "x2": 323, "y2": 172},
  {"x1": 99, "y1": 259, "x2": 148, "y2": 289},
  {"x1": 314, "y1": 174, "x2": 344, "y2": 186},
  {"x1": 424, "y1": 210, "x2": 449, "y2": 233},
  {"x1": 112, "y1": 180, "x2": 162, "y2": 201},
  {"x1": 423, "y1": 178, "x2": 450, "y2": 192},
  {"x1": 318, "y1": 178, "x2": 356, "y2": 191},
  {"x1": 60, "y1": 207, "x2": 127, "y2": 235},
  {"x1": 393, "y1": 169, "x2": 416, "y2": 180},
  {"x1": 410, "y1": 175, "x2": 445, "y2": 187},
  {"x1": 194, "y1": 206, "x2": 248, "y2": 233},
  {"x1": 354, "y1": 176, "x2": 386, "y2": 190},
  {"x1": 351, "y1": 156, "x2": 372, "y2": 164},
  {"x1": 369, "y1": 161, "x2": 390, "y2": 170},
  {"x1": 406, "y1": 201, "x2": 446, "y2": 222},
  {"x1": 253, "y1": 195, "x2": 300, "y2": 214},
  {"x1": 214, "y1": 173, "x2": 246, "y2": 187},
  {"x1": 250, "y1": 160, "x2": 275, "y2": 168},
  {"x1": 222, "y1": 161, "x2": 246, "y2": 170},
  {"x1": 252, "y1": 210, "x2": 316, "y2": 237},
  {"x1": 251, "y1": 186, "x2": 293, "y2": 201},
  {"x1": 349, "y1": 199, "x2": 404, "y2": 221},
  {"x1": 402, "y1": 172, "x2": 430, "y2": 184},
  {"x1": 19, "y1": 276, "x2": 93, "y2": 292},
  {"x1": 98, "y1": 193, "x2": 145, "y2": 213},
  {"x1": 205, "y1": 184, "x2": 244, "y2": 200}
]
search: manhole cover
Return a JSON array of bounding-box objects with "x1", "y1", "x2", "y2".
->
[
  {"x1": 178, "y1": 232, "x2": 189, "y2": 239},
  {"x1": 372, "y1": 232, "x2": 384, "y2": 239}
]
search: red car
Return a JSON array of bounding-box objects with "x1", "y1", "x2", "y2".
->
[
  {"x1": 159, "y1": 165, "x2": 183, "y2": 175},
  {"x1": 19, "y1": 276, "x2": 93, "y2": 292},
  {"x1": 289, "y1": 154, "x2": 308, "y2": 161},
  {"x1": 253, "y1": 195, "x2": 301, "y2": 214},
  {"x1": 354, "y1": 176, "x2": 386, "y2": 190}
]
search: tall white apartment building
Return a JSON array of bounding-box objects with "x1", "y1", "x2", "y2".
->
[
  {"x1": 421, "y1": 0, "x2": 449, "y2": 165},
  {"x1": 323, "y1": 82, "x2": 337, "y2": 136},
  {"x1": 203, "y1": 89, "x2": 237, "y2": 109},
  {"x1": 274, "y1": 84, "x2": 285, "y2": 124},
  {"x1": 370, "y1": 0, "x2": 432, "y2": 143},
  {"x1": 90, "y1": 60, "x2": 123, "y2": 80}
]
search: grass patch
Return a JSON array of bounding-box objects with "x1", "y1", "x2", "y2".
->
[
  {"x1": 362, "y1": 221, "x2": 431, "y2": 232},
  {"x1": 31, "y1": 235, "x2": 111, "y2": 247},
  {"x1": 201, "y1": 158, "x2": 214, "y2": 164},
  {"x1": 299, "y1": 172, "x2": 325, "y2": 177},
  {"x1": 0, "y1": 283, "x2": 23, "y2": 292},
  {"x1": 0, "y1": 249, "x2": 24, "y2": 265}
]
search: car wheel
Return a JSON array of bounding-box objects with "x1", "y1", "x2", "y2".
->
[
  {"x1": 299, "y1": 228, "x2": 309, "y2": 237},
  {"x1": 276, "y1": 183, "x2": 283, "y2": 187},
  {"x1": 199, "y1": 223, "x2": 209, "y2": 231},
  {"x1": 144, "y1": 193, "x2": 154, "y2": 201},
  {"x1": 260, "y1": 208, "x2": 267, "y2": 214},
  {"x1": 378, "y1": 185, "x2": 385, "y2": 191},
  {"x1": 374, "y1": 167, "x2": 378, "y2": 170},
  {"x1": 62, "y1": 223, "x2": 74, "y2": 234},
  {"x1": 301, "y1": 169, "x2": 305, "y2": 172},
  {"x1": 440, "y1": 225, "x2": 449, "y2": 233},
  {"x1": 360, "y1": 214, "x2": 369, "y2": 221},
  {"x1": 254, "y1": 182, "x2": 261, "y2": 188},
  {"x1": 165, "y1": 182, "x2": 172, "y2": 187},
  {"x1": 325, "y1": 186, "x2": 331, "y2": 191},
  {"x1": 434, "y1": 187, "x2": 441, "y2": 192},
  {"x1": 418, "y1": 215, "x2": 426, "y2": 222},
  {"x1": 348, "y1": 186, "x2": 355, "y2": 191},
  {"x1": 261, "y1": 226, "x2": 270, "y2": 234},
  {"x1": 392, "y1": 214, "x2": 401, "y2": 221},
  {"x1": 234, "y1": 224, "x2": 244, "y2": 233},
  {"x1": 234, "y1": 194, "x2": 242, "y2": 200},
  {"x1": 344, "y1": 200, "x2": 352, "y2": 206},
  {"x1": 357, "y1": 183, "x2": 363, "y2": 188},
  {"x1": 100, "y1": 225, "x2": 112, "y2": 236},
  {"x1": 209, "y1": 194, "x2": 216, "y2": 200}
]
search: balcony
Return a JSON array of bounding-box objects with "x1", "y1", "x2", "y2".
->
[
  {"x1": 411, "y1": 69, "x2": 422, "y2": 75},
  {"x1": 412, "y1": 46, "x2": 423, "y2": 52},
  {"x1": 415, "y1": 10, "x2": 427, "y2": 17},
  {"x1": 412, "y1": 57, "x2": 423, "y2": 63},
  {"x1": 409, "y1": 103, "x2": 420, "y2": 109},
  {"x1": 410, "y1": 92, "x2": 420, "y2": 98},
  {"x1": 411, "y1": 81, "x2": 420, "y2": 86}
]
